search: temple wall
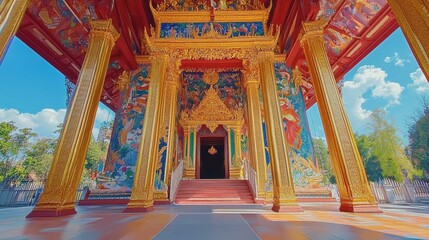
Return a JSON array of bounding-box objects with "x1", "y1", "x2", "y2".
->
[
  {"x1": 261, "y1": 62, "x2": 320, "y2": 190},
  {"x1": 101, "y1": 64, "x2": 151, "y2": 190}
]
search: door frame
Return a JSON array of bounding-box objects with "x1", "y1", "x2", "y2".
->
[{"x1": 196, "y1": 125, "x2": 229, "y2": 179}]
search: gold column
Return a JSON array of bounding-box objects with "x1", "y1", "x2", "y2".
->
[
  {"x1": 258, "y1": 51, "x2": 302, "y2": 212},
  {"x1": 0, "y1": 0, "x2": 29, "y2": 63},
  {"x1": 300, "y1": 20, "x2": 381, "y2": 213},
  {"x1": 162, "y1": 78, "x2": 179, "y2": 186},
  {"x1": 243, "y1": 76, "x2": 267, "y2": 199},
  {"x1": 387, "y1": 0, "x2": 429, "y2": 79},
  {"x1": 234, "y1": 125, "x2": 243, "y2": 179},
  {"x1": 27, "y1": 19, "x2": 119, "y2": 218},
  {"x1": 182, "y1": 127, "x2": 194, "y2": 179},
  {"x1": 124, "y1": 54, "x2": 168, "y2": 212}
]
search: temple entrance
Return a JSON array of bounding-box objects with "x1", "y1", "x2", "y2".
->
[
  {"x1": 200, "y1": 137, "x2": 225, "y2": 179},
  {"x1": 196, "y1": 125, "x2": 229, "y2": 179}
]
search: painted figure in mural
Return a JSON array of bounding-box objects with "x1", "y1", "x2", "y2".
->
[{"x1": 280, "y1": 99, "x2": 303, "y2": 150}]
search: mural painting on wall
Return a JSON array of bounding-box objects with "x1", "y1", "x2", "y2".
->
[
  {"x1": 274, "y1": 62, "x2": 322, "y2": 188},
  {"x1": 99, "y1": 64, "x2": 151, "y2": 190},
  {"x1": 258, "y1": 89, "x2": 272, "y2": 193},
  {"x1": 160, "y1": 22, "x2": 264, "y2": 39},
  {"x1": 176, "y1": 92, "x2": 184, "y2": 168},
  {"x1": 180, "y1": 71, "x2": 244, "y2": 112}
]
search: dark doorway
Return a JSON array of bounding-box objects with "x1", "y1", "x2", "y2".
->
[{"x1": 200, "y1": 137, "x2": 225, "y2": 179}]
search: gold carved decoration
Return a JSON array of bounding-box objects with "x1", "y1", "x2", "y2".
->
[
  {"x1": 208, "y1": 146, "x2": 217, "y2": 155},
  {"x1": 180, "y1": 72, "x2": 243, "y2": 132}
]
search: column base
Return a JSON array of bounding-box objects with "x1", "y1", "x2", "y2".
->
[
  {"x1": 339, "y1": 203, "x2": 382, "y2": 213},
  {"x1": 123, "y1": 206, "x2": 154, "y2": 213},
  {"x1": 26, "y1": 207, "x2": 77, "y2": 218},
  {"x1": 271, "y1": 204, "x2": 303, "y2": 213}
]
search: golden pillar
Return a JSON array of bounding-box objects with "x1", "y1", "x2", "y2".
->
[
  {"x1": 162, "y1": 78, "x2": 179, "y2": 186},
  {"x1": 243, "y1": 76, "x2": 267, "y2": 199},
  {"x1": 258, "y1": 51, "x2": 302, "y2": 212},
  {"x1": 387, "y1": 0, "x2": 429, "y2": 79},
  {"x1": 300, "y1": 20, "x2": 381, "y2": 213},
  {"x1": 124, "y1": 54, "x2": 168, "y2": 212},
  {"x1": 234, "y1": 125, "x2": 243, "y2": 179},
  {"x1": 0, "y1": 0, "x2": 29, "y2": 63},
  {"x1": 182, "y1": 127, "x2": 194, "y2": 179},
  {"x1": 27, "y1": 19, "x2": 119, "y2": 218}
]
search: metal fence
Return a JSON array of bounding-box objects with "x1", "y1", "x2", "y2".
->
[
  {"x1": 0, "y1": 179, "x2": 96, "y2": 207},
  {"x1": 368, "y1": 179, "x2": 429, "y2": 203}
]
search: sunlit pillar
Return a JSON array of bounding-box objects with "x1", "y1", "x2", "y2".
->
[
  {"x1": 27, "y1": 19, "x2": 119, "y2": 218},
  {"x1": 162, "y1": 75, "x2": 179, "y2": 186},
  {"x1": 300, "y1": 20, "x2": 381, "y2": 213},
  {"x1": 243, "y1": 72, "x2": 267, "y2": 199},
  {"x1": 124, "y1": 54, "x2": 168, "y2": 213},
  {"x1": 387, "y1": 0, "x2": 429, "y2": 79},
  {"x1": 258, "y1": 51, "x2": 302, "y2": 212},
  {"x1": 233, "y1": 125, "x2": 243, "y2": 179},
  {"x1": 0, "y1": 0, "x2": 29, "y2": 63}
]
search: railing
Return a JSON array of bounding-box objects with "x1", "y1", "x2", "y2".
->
[
  {"x1": 169, "y1": 160, "x2": 184, "y2": 203},
  {"x1": 0, "y1": 179, "x2": 96, "y2": 207},
  {"x1": 243, "y1": 159, "x2": 258, "y2": 198},
  {"x1": 367, "y1": 178, "x2": 429, "y2": 203}
]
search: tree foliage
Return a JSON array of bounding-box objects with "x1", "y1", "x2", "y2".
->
[
  {"x1": 408, "y1": 96, "x2": 429, "y2": 176},
  {"x1": 312, "y1": 137, "x2": 335, "y2": 184},
  {"x1": 0, "y1": 120, "x2": 112, "y2": 182},
  {"x1": 364, "y1": 109, "x2": 419, "y2": 182}
]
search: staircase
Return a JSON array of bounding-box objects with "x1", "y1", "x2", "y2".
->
[{"x1": 174, "y1": 179, "x2": 256, "y2": 205}]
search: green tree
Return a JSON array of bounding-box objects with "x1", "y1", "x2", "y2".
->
[
  {"x1": 84, "y1": 137, "x2": 104, "y2": 176},
  {"x1": 0, "y1": 121, "x2": 18, "y2": 162},
  {"x1": 367, "y1": 109, "x2": 419, "y2": 182},
  {"x1": 355, "y1": 134, "x2": 382, "y2": 181},
  {"x1": 408, "y1": 96, "x2": 429, "y2": 176},
  {"x1": 22, "y1": 138, "x2": 56, "y2": 180},
  {"x1": 313, "y1": 137, "x2": 335, "y2": 184}
]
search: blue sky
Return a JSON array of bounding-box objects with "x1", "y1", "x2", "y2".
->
[
  {"x1": 0, "y1": 28, "x2": 428, "y2": 144},
  {"x1": 0, "y1": 37, "x2": 114, "y2": 138},
  {"x1": 308, "y1": 28, "x2": 429, "y2": 144}
]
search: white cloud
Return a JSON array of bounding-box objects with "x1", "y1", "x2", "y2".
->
[
  {"x1": 0, "y1": 108, "x2": 66, "y2": 137},
  {"x1": 342, "y1": 65, "x2": 404, "y2": 131},
  {"x1": 0, "y1": 105, "x2": 113, "y2": 138},
  {"x1": 408, "y1": 68, "x2": 429, "y2": 94},
  {"x1": 95, "y1": 106, "x2": 111, "y2": 124},
  {"x1": 384, "y1": 52, "x2": 409, "y2": 67}
]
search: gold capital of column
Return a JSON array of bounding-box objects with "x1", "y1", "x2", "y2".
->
[
  {"x1": 0, "y1": 0, "x2": 30, "y2": 63},
  {"x1": 301, "y1": 20, "x2": 381, "y2": 213},
  {"x1": 27, "y1": 19, "x2": 119, "y2": 218},
  {"x1": 89, "y1": 19, "x2": 120, "y2": 43}
]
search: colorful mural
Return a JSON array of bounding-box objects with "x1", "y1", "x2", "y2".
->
[
  {"x1": 274, "y1": 62, "x2": 321, "y2": 188},
  {"x1": 100, "y1": 65, "x2": 151, "y2": 190},
  {"x1": 160, "y1": 22, "x2": 265, "y2": 38}
]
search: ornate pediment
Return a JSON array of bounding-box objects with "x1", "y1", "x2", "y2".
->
[{"x1": 180, "y1": 84, "x2": 243, "y2": 132}]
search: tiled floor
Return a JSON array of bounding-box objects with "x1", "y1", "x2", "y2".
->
[{"x1": 0, "y1": 203, "x2": 428, "y2": 239}]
